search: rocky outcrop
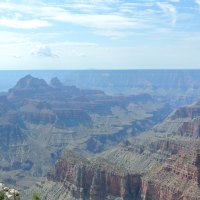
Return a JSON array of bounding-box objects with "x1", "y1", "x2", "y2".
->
[
  {"x1": 196, "y1": 149, "x2": 200, "y2": 187},
  {"x1": 8, "y1": 75, "x2": 51, "y2": 104},
  {"x1": 48, "y1": 151, "x2": 141, "y2": 200},
  {"x1": 0, "y1": 183, "x2": 20, "y2": 200},
  {"x1": 162, "y1": 153, "x2": 198, "y2": 183},
  {"x1": 47, "y1": 146, "x2": 200, "y2": 200},
  {"x1": 140, "y1": 180, "x2": 191, "y2": 200},
  {"x1": 171, "y1": 106, "x2": 200, "y2": 119},
  {"x1": 178, "y1": 120, "x2": 200, "y2": 137},
  {"x1": 50, "y1": 77, "x2": 63, "y2": 88},
  {"x1": 10, "y1": 75, "x2": 49, "y2": 91},
  {"x1": 139, "y1": 149, "x2": 200, "y2": 200}
]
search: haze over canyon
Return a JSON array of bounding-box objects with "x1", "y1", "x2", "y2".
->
[{"x1": 0, "y1": 70, "x2": 199, "y2": 199}]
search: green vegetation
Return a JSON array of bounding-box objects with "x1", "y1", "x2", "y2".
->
[
  {"x1": 32, "y1": 192, "x2": 41, "y2": 200},
  {"x1": 0, "y1": 192, "x2": 5, "y2": 200}
]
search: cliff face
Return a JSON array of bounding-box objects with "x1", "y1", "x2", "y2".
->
[
  {"x1": 48, "y1": 152, "x2": 141, "y2": 200},
  {"x1": 45, "y1": 100, "x2": 200, "y2": 200},
  {"x1": 140, "y1": 150, "x2": 200, "y2": 200},
  {"x1": 196, "y1": 150, "x2": 200, "y2": 187},
  {"x1": 137, "y1": 102, "x2": 200, "y2": 200},
  {"x1": 172, "y1": 106, "x2": 200, "y2": 119},
  {"x1": 46, "y1": 146, "x2": 200, "y2": 200},
  {"x1": 18, "y1": 99, "x2": 92, "y2": 127},
  {"x1": 54, "y1": 109, "x2": 92, "y2": 127},
  {"x1": 169, "y1": 104, "x2": 200, "y2": 137},
  {"x1": 178, "y1": 120, "x2": 200, "y2": 137}
]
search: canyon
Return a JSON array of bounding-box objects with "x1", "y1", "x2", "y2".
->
[
  {"x1": 31, "y1": 102, "x2": 200, "y2": 200},
  {"x1": 0, "y1": 72, "x2": 200, "y2": 199}
]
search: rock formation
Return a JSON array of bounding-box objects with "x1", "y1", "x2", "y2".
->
[
  {"x1": 46, "y1": 151, "x2": 141, "y2": 200},
  {"x1": 50, "y1": 77, "x2": 63, "y2": 88},
  {"x1": 0, "y1": 75, "x2": 171, "y2": 195},
  {"x1": 0, "y1": 183, "x2": 20, "y2": 200},
  {"x1": 1, "y1": 74, "x2": 200, "y2": 199},
  {"x1": 38, "y1": 100, "x2": 200, "y2": 200}
]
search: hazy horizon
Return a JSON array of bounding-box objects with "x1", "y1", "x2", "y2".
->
[{"x1": 1, "y1": 69, "x2": 200, "y2": 92}]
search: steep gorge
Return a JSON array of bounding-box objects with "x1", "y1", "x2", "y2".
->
[
  {"x1": 31, "y1": 101, "x2": 200, "y2": 200},
  {"x1": 0, "y1": 75, "x2": 171, "y2": 193}
]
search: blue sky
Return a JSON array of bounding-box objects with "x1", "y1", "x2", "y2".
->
[{"x1": 0, "y1": 0, "x2": 200, "y2": 69}]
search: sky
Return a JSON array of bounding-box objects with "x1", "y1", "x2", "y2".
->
[{"x1": 0, "y1": 0, "x2": 200, "y2": 70}]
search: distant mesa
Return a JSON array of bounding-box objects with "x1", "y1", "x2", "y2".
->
[
  {"x1": 11, "y1": 74, "x2": 49, "y2": 91},
  {"x1": 50, "y1": 77, "x2": 63, "y2": 88}
]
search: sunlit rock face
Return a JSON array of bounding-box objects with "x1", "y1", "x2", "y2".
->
[{"x1": 47, "y1": 151, "x2": 141, "y2": 200}]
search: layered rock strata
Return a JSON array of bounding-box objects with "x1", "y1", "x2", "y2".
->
[
  {"x1": 45, "y1": 101, "x2": 200, "y2": 200},
  {"x1": 47, "y1": 151, "x2": 141, "y2": 200}
]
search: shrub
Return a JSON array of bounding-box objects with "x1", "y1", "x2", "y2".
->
[
  {"x1": 32, "y1": 192, "x2": 41, "y2": 200},
  {"x1": 0, "y1": 191, "x2": 5, "y2": 200}
]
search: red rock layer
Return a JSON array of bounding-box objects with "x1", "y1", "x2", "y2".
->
[
  {"x1": 48, "y1": 148, "x2": 200, "y2": 200},
  {"x1": 48, "y1": 153, "x2": 141, "y2": 200},
  {"x1": 140, "y1": 150, "x2": 200, "y2": 200},
  {"x1": 178, "y1": 121, "x2": 200, "y2": 137}
]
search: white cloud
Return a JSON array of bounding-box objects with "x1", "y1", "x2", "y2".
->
[
  {"x1": 196, "y1": 0, "x2": 200, "y2": 7},
  {"x1": 94, "y1": 29, "x2": 132, "y2": 39},
  {"x1": 51, "y1": 41, "x2": 98, "y2": 47},
  {"x1": 0, "y1": 0, "x2": 199, "y2": 70},
  {"x1": 47, "y1": 12, "x2": 137, "y2": 30},
  {"x1": 0, "y1": 18, "x2": 51, "y2": 29},
  {"x1": 0, "y1": 2, "x2": 141, "y2": 34},
  {"x1": 13, "y1": 54, "x2": 22, "y2": 59},
  {"x1": 31, "y1": 45, "x2": 58, "y2": 58},
  {"x1": 157, "y1": 2, "x2": 177, "y2": 25},
  {"x1": 0, "y1": 31, "x2": 27, "y2": 44},
  {"x1": 170, "y1": 0, "x2": 180, "y2": 2}
]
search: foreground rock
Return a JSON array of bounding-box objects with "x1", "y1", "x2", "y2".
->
[
  {"x1": 0, "y1": 183, "x2": 20, "y2": 200},
  {"x1": 31, "y1": 146, "x2": 200, "y2": 200}
]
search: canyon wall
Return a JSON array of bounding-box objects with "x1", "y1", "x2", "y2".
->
[{"x1": 48, "y1": 152, "x2": 141, "y2": 200}]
